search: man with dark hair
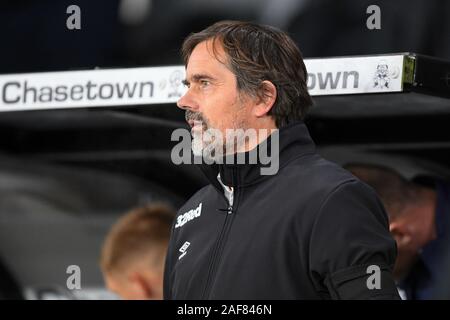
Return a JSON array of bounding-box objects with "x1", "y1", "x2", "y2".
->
[
  {"x1": 164, "y1": 20, "x2": 400, "y2": 299},
  {"x1": 345, "y1": 163, "x2": 450, "y2": 299}
]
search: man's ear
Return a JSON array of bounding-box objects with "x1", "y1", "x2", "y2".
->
[
  {"x1": 129, "y1": 271, "x2": 154, "y2": 300},
  {"x1": 253, "y1": 80, "x2": 277, "y2": 118},
  {"x1": 390, "y1": 221, "x2": 412, "y2": 249}
]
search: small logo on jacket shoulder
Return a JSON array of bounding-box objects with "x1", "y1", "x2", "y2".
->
[
  {"x1": 178, "y1": 241, "x2": 190, "y2": 260},
  {"x1": 175, "y1": 203, "x2": 202, "y2": 229}
]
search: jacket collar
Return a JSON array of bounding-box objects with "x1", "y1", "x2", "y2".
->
[{"x1": 199, "y1": 121, "x2": 316, "y2": 189}]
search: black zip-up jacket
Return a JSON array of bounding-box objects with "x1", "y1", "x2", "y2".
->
[{"x1": 164, "y1": 121, "x2": 400, "y2": 299}]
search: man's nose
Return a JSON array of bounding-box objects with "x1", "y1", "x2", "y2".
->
[{"x1": 177, "y1": 90, "x2": 198, "y2": 111}]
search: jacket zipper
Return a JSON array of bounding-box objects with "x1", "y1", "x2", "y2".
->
[{"x1": 201, "y1": 171, "x2": 238, "y2": 299}]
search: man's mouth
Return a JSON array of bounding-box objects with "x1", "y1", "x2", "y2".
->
[{"x1": 187, "y1": 119, "x2": 204, "y2": 132}]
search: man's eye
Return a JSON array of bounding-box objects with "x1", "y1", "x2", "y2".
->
[{"x1": 200, "y1": 80, "x2": 210, "y2": 87}]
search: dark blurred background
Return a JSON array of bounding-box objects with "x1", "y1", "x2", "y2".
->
[{"x1": 0, "y1": 0, "x2": 449, "y2": 74}]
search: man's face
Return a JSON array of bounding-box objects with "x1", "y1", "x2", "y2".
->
[
  {"x1": 177, "y1": 40, "x2": 252, "y2": 158},
  {"x1": 389, "y1": 216, "x2": 422, "y2": 281}
]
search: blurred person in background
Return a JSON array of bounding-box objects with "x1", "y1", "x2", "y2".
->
[
  {"x1": 345, "y1": 163, "x2": 450, "y2": 299},
  {"x1": 100, "y1": 203, "x2": 175, "y2": 300}
]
